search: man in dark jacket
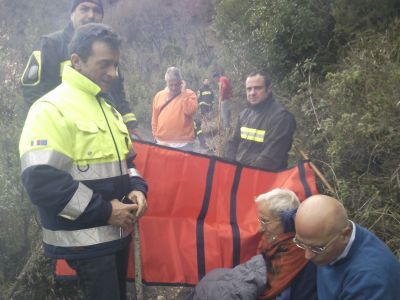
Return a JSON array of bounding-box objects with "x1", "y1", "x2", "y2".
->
[
  {"x1": 225, "y1": 70, "x2": 296, "y2": 171},
  {"x1": 20, "y1": 0, "x2": 140, "y2": 137},
  {"x1": 197, "y1": 78, "x2": 214, "y2": 116}
]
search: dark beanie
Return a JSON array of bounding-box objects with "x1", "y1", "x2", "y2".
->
[
  {"x1": 70, "y1": 0, "x2": 104, "y2": 15},
  {"x1": 280, "y1": 208, "x2": 297, "y2": 233}
]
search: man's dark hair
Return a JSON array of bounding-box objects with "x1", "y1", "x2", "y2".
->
[
  {"x1": 69, "y1": 23, "x2": 121, "y2": 62},
  {"x1": 247, "y1": 69, "x2": 271, "y2": 87}
]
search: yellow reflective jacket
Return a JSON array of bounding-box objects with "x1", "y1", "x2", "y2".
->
[{"x1": 19, "y1": 65, "x2": 147, "y2": 259}]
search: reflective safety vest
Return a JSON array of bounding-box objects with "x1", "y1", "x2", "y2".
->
[{"x1": 19, "y1": 65, "x2": 147, "y2": 259}]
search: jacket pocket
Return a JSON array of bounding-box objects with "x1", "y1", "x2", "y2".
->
[{"x1": 73, "y1": 121, "x2": 114, "y2": 162}]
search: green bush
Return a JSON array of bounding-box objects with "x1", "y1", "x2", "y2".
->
[
  {"x1": 290, "y1": 20, "x2": 400, "y2": 255},
  {"x1": 214, "y1": 0, "x2": 336, "y2": 85}
]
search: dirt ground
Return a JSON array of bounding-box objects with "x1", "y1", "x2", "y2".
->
[
  {"x1": 50, "y1": 280, "x2": 194, "y2": 300},
  {"x1": 127, "y1": 284, "x2": 193, "y2": 300}
]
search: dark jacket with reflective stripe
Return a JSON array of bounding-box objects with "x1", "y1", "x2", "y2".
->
[
  {"x1": 225, "y1": 96, "x2": 296, "y2": 171},
  {"x1": 197, "y1": 85, "x2": 214, "y2": 105},
  {"x1": 21, "y1": 22, "x2": 137, "y2": 128},
  {"x1": 19, "y1": 66, "x2": 147, "y2": 260}
]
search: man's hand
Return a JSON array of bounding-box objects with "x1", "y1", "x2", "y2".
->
[
  {"x1": 108, "y1": 199, "x2": 138, "y2": 228},
  {"x1": 127, "y1": 190, "x2": 147, "y2": 218}
]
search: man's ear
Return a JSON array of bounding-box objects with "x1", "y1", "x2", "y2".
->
[
  {"x1": 342, "y1": 224, "x2": 352, "y2": 242},
  {"x1": 70, "y1": 53, "x2": 81, "y2": 70}
]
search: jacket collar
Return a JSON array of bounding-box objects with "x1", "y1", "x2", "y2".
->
[
  {"x1": 62, "y1": 65, "x2": 102, "y2": 97},
  {"x1": 248, "y1": 94, "x2": 275, "y2": 111}
]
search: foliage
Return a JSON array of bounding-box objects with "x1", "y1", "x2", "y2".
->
[
  {"x1": 0, "y1": 24, "x2": 35, "y2": 289},
  {"x1": 294, "y1": 27, "x2": 400, "y2": 252},
  {"x1": 214, "y1": 0, "x2": 336, "y2": 85},
  {"x1": 331, "y1": 0, "x2": 400, "y2": 44},
  {"x1": 321, "y1": 23, "x2": 400, "y2": 254}
]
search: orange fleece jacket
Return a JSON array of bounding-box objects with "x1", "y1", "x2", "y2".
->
[{"x1": 151, "y1": 89, "x2": 198, "y2": 143}]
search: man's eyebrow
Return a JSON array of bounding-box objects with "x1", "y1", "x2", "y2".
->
[
  {"x1": 80, "y1": 4, "x2": 100, "y2": 9},
  {"x1": 97, "y1": 59, "x2": 116, "y2": 65}
]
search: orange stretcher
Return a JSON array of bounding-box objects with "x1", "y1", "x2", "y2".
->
[{"x1": 55, "y1": 141, "x2": 318, "y2": 285}]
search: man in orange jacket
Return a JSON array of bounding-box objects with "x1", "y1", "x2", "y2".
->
[{"x1": 151, "y1": 67, "x2": 198, "y2": 151}]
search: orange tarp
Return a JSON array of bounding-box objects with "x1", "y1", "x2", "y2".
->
[{"x1": 55, "y1": 141, "x2": 318, "y2": 285}]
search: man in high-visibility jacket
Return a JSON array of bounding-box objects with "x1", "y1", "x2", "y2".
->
[
  {"x1": 20, "y1": 0, "x2": 141, "y2": 138},
  {"x1": 19, "y1": 23, "x2": 148, "y2": 300},
  {"x1": 225, "y1": 70, "x2": 296, "y2": 171}
]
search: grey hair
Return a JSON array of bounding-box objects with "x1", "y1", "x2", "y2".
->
[
  {"x1": 255, "y1": 188, "x2": 300, "y2": 217},
  {"x1": 165, "y1": 67, "x2": 182, "y2": 81}
]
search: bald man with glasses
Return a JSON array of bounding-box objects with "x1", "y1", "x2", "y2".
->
[{"x1": 295, "y1": 195, "x2": 400, "y2": 300}]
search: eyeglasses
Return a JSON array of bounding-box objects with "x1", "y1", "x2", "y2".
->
[
  {"x1": 258, "y1": 217, "x2": 279, "y2": 226},
  {"x1": 293, "y1": 233, "x2": 341, "y2": 254}
]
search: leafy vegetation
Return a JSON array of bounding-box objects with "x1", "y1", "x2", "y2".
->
[{"x1": 214, "y1": 0, "x2": 400, "y2": 256}]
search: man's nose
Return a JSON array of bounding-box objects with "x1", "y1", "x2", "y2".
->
[
  {"x1": 304, "y1": 248, "x2": 316, "y2": 260},
  {"x1": 86, "y1": 9, "x2": 95, "y2": 19},
  {"x1": 107, "y1": 66, "x2": 118, "y2": 78}
]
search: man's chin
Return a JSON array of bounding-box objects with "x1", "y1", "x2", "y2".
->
[{"x1": 310, "y1": 259, "x2": 328, "y2": 266}]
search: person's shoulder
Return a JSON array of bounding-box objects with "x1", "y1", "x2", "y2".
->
[
  {"x1": 41, "y1": 23, "x2": 72, "y2": 47},
  {"x1": 183, "y1": 88, "x2": 196, "y2": 97},
  {"x1": 29, "y1": 93, "x2": 63, "y2": 119},
  {"x1": 326, "y1": 224, "x2": 400, "y2": 280},
  {"x1": 269, "y1": 97, "x2": 287, "y2": 110},
  {"x1": 44, "y1": 29, "x2": 64, "y2": 39},
  {"x1": 268, "y1": 98, "x2": 294, "y2": 119},
  {"x1": 355, "y1": 224, "x2": 399, "y2": 262},
  {"x1": 154, "y1": 89, "x2": 168, "y2": 97},
  {"x1": 37, "y1": 30, "x2": 65, "y2": 54}
]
